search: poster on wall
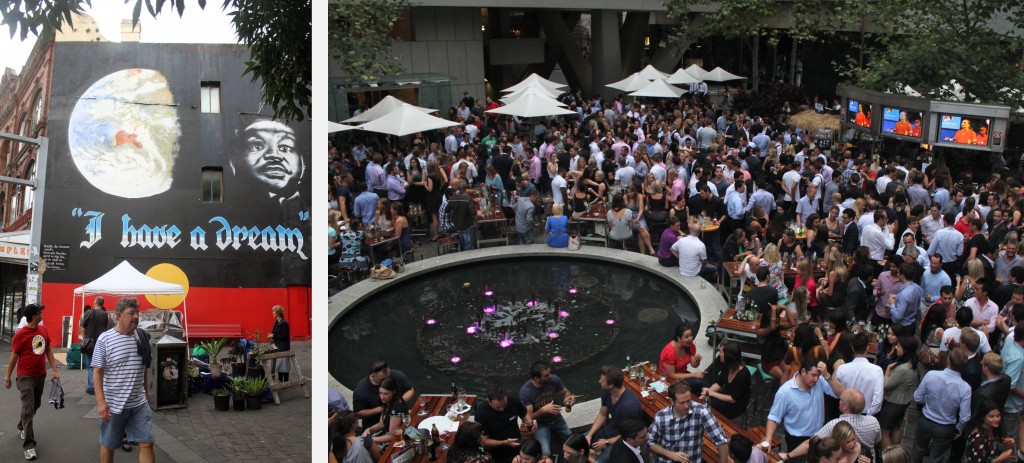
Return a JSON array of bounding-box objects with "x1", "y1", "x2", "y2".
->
[{"x1": 42, "y1": 43, "x2": 311, "y2": 291}]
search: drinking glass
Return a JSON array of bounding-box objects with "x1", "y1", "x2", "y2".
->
[
  {"x1": 439, "y1": 427, "x2": 451, "y2": 451},
  {"x1": 417, "y1": 396, "x2": 431, "y2": 416},
  {"x1": 402, "y1": 414, "x2": 412, "y2": 428}
]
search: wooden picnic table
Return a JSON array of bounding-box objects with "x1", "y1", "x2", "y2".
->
[
  {"x1": 622, "y1": 362, "x2": 781, "y2": 463},
  {"x1": 714, "y1": 308, "x2": 878, "y2": 358},
  {"x1": 378, "y1": 394, "x2": 476, "y2": 463},
  {"x1": 365, "y1": 232, "x2": 399, "y2": 264}
]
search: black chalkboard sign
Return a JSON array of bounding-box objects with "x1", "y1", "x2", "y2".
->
[{"x1": 41, "y1": 244, "x2": 70, "y2": 272}]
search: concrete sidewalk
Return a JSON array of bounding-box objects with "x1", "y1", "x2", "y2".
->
[{"x1": 0, "y1": 341, "x2": 312, "y2": 463}]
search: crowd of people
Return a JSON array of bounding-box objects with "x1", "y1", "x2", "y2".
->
[{"x1": 329, "y1": 87, "x2": 1024, "y2": 463}]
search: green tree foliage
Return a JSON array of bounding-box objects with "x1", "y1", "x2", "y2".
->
[
  {"x1": 840, "y1": 0, "x2": 1024, "y2": 108},
  {"x1": 328, "y1": 0, "x2": 414, "y2": 84},
  {"x1": 1, "y1": 0, "x2": 311, "y2": 121}
]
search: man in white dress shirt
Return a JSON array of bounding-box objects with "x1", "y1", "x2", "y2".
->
[
  {"x1": 861, "y1": 210, "x2": 896, "y2": 272},
  {"x1": 834, "y1": 333, "x2": 885, "y2": 415}
]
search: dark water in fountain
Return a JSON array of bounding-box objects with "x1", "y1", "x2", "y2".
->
[{"x1": 330, "y1": 257, "x2": 700, "y2": 400}]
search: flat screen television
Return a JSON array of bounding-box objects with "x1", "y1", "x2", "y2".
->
[
  {"x1": 938, "y1": 114, "x2": 990, "y2": 146},
  {"x1": 881, "y1": 106, "x2": 923, "y2": 138},
  {"x1": 847, "y1": 99, "x2": 872, "y2": 129}
]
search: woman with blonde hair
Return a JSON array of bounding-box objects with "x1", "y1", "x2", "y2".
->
[
  {"x1": 794, "y1": 259, "x2": 821, "y2": 321},
  {"x1": 546, "y1": 203, "x2": 569, "y2": 248},
  {"x1": 762, "y1": 244, "x2": 790, "y2": 304},
  {"x1": 955, "y1": 258, "x2": 987, "y2": 308},
  {"x1": 832, "y1": 421, "x2": 870, "y2": 463},
  {"x1": 817, "y1": 250, "x2": 849, "y2": 309},
  {"x1": 788, "y1": 286, "x2": 809, "y2": 321}
]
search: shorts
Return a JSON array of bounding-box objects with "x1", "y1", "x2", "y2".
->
[{"x1": 100, "y1": 403, "x2": 154, "y2": 450}]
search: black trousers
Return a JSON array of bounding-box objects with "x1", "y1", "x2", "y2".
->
[
  {"x1": 912, "y1": 417, "x2": 957, "y2": 463},
  {"x1": 784, "y1": 433, "x2": 812, "y2": 463}
]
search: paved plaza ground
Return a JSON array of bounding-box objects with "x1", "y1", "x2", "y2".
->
[{"x1": 0, "y1": 340, "x2": 312, "y2": 462}]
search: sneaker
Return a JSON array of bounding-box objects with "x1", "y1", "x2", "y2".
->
[
  {"x1": 19, "y1": 430, "x2": 25, "y2": 440},
  {"x1": 85, "y1": 388, "x2": 94, "y2": 395},
  {"x1": 24, "y1": 448, "x2": 36, "y2": 460},
  {"x1": 122, "y1": 442, "x2": 133, "y2": 452}
]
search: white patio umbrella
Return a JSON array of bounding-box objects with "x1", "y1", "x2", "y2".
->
[
  {"x1": 683, "y1": 64, "x2": 709, "y2": 80},
  {"x1": 500, "y1": 86, "x2": 567, "y2": 106},
  {"x1": 665, "y1": 68, "x2": 701, "y2": 85},
  {"x1": 485, "y1": 93, "x2": 577, "y2": 118},
  {"x1": 629, "y1": 79, "x2": 687, "y2": 98},
  {"x1": 356, "y1": 104, "x2": 460, "y2": 136},
  {"x1": 606, "y1": 73, "x2": 652, "y2": 92},
  {"x1": 638, "y1": 64, "x2": 670, "y2": 80},
  {"x1": 702, "y1": 67, "x2": 747, "y2": 82},
  {"x1": 328, "y1": 121, "x2": 356, "y2": 133},
  {"x1": 343, "y1": 95, "x2": 438, "y2": 124},
  {"x1": 501, "y1": 73, "x2": 567, "y2": 93}
]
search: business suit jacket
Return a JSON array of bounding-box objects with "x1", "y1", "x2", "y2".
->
[
  {"x1": 842, "y1": 222, "x2": 860, "y2": 254},
  {"x1": 844, "y1": 277, "x2": 869, "y2": 321},
  {"x1": 608, "y1": 440, "x2": 647, "y2": 463},
  {"x1": 973, "y1": 374, "x2": 1011, "y2": 411}
]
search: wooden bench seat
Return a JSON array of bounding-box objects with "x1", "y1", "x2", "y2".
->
[{"x1": 188, "y1": 323, "x2": 243, "y2": 339}]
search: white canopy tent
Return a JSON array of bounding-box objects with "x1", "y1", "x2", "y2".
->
[
  {"x1": 703, "y1": 67, "x2": 747, "y2": 82},
  {"x1": 328, "y1": 121, "x2": 356, "y2": 133},
  {"x1": 683, "y1": 64, "x2": 709, "y2": 80},
  {"x1": 501, "y1": 73, "x2": 567, "y2": 93},
  {"x1": 485, "y1": 93, "x2": 577, "y2": 118},
  {"x1": 500, "y1": 87, "x2": 568, "y2": 106},
  {"x1": 70, "y1": 260, "x2": 188, "y2": 345},
  {"x1": 638, "y1": 64, "x2": 670, "y2": 80},
  {"x1": 356, "y1": 104, "x2": 461, "y2": 137},
  {"x1": 342, "y1": 95, "x2": 437, "y2": 124},
  {"x1": 665, "y1": 68, "x2": 701, "y2": 85},
  {"x1": 606, "y1": 73, "x2": 652, "y2": 92},
  {"x1": 503, "y1": 83, "x2": 563, "y2": 100},
  {"x1": 629, "y1": 79, "x2": 687, "y2": 98}
]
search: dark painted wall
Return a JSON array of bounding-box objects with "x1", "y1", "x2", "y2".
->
[{"x1": 42, "y1": 43, "x2": 311, "y2": 288}]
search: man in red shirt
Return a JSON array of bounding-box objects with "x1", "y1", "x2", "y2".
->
[{"x1": 3, "y1": 304, "x2": 60, "y2": 461}]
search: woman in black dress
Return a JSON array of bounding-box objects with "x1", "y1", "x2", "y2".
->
[
  {"x1": 425, "y1": 160, "x2": 447, "y2": 241},
  {"x1": 268, "y1": 305, "x2": 291, "y2": 382},
  {"x1": 703, "y1": 341, "x2": 751, "y2": 420}
]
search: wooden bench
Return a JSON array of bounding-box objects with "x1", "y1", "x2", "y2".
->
[{"x1": 188, "y1": 323, "x2": 243, "y2": 339}]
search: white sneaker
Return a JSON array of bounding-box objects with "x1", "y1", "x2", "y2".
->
[
  {"x1": 24, "y1": 448, "x2": 36, "y2": 460},
  {"x1": 19, "y1": 430, "x2": 25, "y2": 440}
]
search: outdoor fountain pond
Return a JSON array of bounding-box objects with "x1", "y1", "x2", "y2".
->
[{"x1": 330, "y1": 257, "x2": 700, "y2": 400}]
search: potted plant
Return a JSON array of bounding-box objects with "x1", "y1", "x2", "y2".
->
[
  {"x1": 229, "y1": 377, "x2": 247, "y2": 411},
  {"x1": 187, "y1": 361, "x2": 200, "y2": 396},
  {"x1": 243, "y1": 376, "x2": 268, "y2": 411},
  {"x1": 212, "y1": 388, "x2": 230, "y2": 411},
  {"x1": 197, "y1": 338, "x2": 228, "y2": 377},
  {"x1": 247, "y1": 329, "x2": 267, "y2": 379},
  {"x1": 227, "y1": 339, "x2": 248, "y2": 376}
]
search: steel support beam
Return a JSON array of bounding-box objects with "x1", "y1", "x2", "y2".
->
[
  {"x1": 619, "y1": 12, "x2": 650, "y2": 76},
  {"x1": 537, "y1": 11, "x2": 591, "y2": 92}
]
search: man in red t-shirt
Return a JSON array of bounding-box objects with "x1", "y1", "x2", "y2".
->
[{"x1": 3, "y1": 304, "x2": 60, "y2": 461}]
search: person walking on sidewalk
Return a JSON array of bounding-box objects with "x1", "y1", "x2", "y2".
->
[
  {"x1": 93, "y1": 297, "x2": 154, "y2": 463},
  {"x1": 3, "y1": 304, "x2": 60, "y2": 461},
  {"x1": 79, "y1": 296, "x2": 113, "y2": 395}
]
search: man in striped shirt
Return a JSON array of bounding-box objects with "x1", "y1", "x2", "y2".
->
[{"x1": 93, "y1": 297, "x2": 153, "y2": 463}]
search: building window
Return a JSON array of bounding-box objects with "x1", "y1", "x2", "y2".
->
[
  {"x1": 18, "y1": 114, "x2": 28, "y2": 153},
  {"x1": 9, "y1": 188, "x2": 19, "y2": 224},
  {"x1": 201, "y1": 167, "x2": 223, "y2": 203},
  {"x1": 31, "y1": 89, "x2": 44, "y2": 128},
  {"x1": 22, "y1": 162, "x2": 35, "y2": 213},
  {"x1": 200, "y1": 82, "x2": 221, "y2": 113}
]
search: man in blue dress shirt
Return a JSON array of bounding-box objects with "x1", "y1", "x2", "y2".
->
[
  {"x1": 928, "y1": 213, "x2": 965, "y2": 278},
  {"x1": 912, "y1": 347, "x2": 973, "y2": 463},
  {"x1": 763, "y1": 358, "x2": 845, "y2": 455}
]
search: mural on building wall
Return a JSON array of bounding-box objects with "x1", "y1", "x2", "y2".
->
[
  {"x1": 68, "y1": 69, "x2": 181, "y2": 198},
  {"x1": 42, "y1": 43, "x2": 311, "y2": 290}
]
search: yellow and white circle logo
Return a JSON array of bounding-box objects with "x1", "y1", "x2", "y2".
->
[{"x1": 32, "y1": 335, "x2": 45, "y2": 355}]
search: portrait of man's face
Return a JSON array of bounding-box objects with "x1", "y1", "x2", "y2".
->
[{"x1": 233, "y1": 120, "x2": 304, "y2": 197}]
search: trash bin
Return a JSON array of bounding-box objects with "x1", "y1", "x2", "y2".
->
[{"x1": 66, "y1": 343, "x2": 82, "y2": 370}]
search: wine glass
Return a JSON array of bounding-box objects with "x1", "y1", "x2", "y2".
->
[
  {"x1": 417, "y1": 396, "x2": 431, "y2": 416},
  {"x1": 438, "y1": 427, "x2": 451, "y2": 451},
  {"x1": 402, "y1": 413, "x2": 412, "y2": 428}
]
